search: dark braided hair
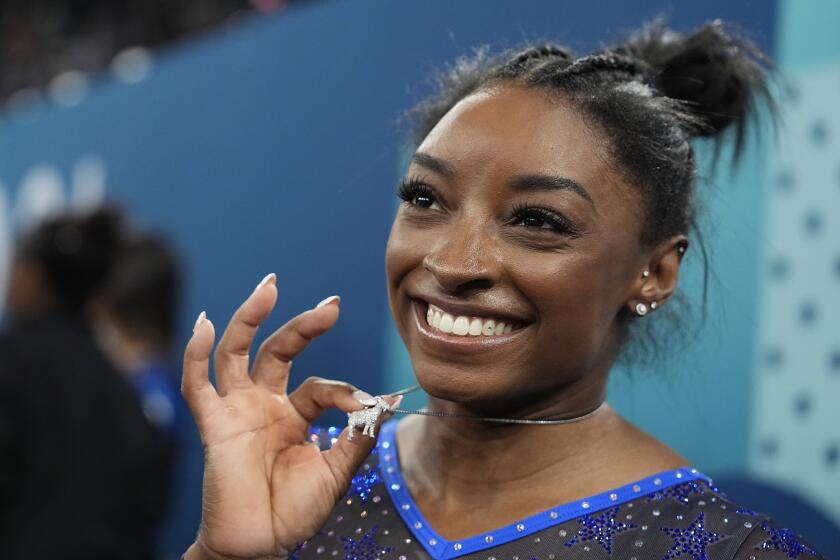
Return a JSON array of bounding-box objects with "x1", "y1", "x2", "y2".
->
[{"x1": 405, "y1": 20, "x2": 775, "y2": 365}]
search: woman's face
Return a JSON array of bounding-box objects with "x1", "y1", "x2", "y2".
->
[{"x1": 385, "y1": 85, "x2": 654, "y2": 414}]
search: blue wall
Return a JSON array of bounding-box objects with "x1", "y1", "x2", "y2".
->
[
  {"x1": 0, "y1": 1, "x2": 787, "y2": 556},
  {"x1": 747, "y1": 0, "x2": 840, "y2": 540}
]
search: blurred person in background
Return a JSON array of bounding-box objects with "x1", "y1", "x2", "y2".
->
[
  {"x1": 0, "y1": 207, "x2": 172, "y2": 559},
  {"x1": 89, "y1": 231, "x2": 192, "y2": 555},
  {"x1": 91, "y1": 232, "x2": 189, "y2": 449}
]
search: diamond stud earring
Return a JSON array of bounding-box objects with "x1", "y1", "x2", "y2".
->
[
  {"x1": 642, "y1": 270, "x2": 650, "y2": 278},
  {"x1": 635, "y1": 302, "x2": 649, "y2": 316}
]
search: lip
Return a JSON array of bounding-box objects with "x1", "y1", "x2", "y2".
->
[
  {"x1": 411, "y1": 293, "x2": 532, "y2": 326},
  {"x1": 410, "y1": 299, "x2": 530, "y2": 354}
]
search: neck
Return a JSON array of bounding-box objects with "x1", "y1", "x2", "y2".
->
[
  {"x1": 391, "y1": 362, "x2": 688, "y2": 539},
  {"x1": 399, "y1": 399, "x2": 615, "y2": 484},
  {"x1": 395, "y1": 397, "x2": 688, "y2": 540},
  {"x1": 394, "y1": 406, "x2": 635, "y2": 540},
  {"x1": 399, "y1": 379, "x2": 608, "y2": 490},
  {"x1": 94, "y1": 323, "x2": 166, "y2": 374}
]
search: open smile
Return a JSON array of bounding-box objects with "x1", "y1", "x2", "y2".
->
[{"x1": 410, "y1": 298, "x2": 530, "y2": 353}]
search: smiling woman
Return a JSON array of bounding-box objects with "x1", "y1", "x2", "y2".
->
[
  {"x1": 179, "y1": 20, "x2": 824, "y2": 560},
  {"x1": 388, "y1": 89, "x2": 646, "y2": 413}
]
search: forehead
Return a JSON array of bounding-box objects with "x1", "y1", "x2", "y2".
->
[{"x1": 417, "y1": 85, "x2": 627, "y2": 203}]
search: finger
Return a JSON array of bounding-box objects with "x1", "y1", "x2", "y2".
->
[
  {"x1": 181, "y1": 311, "x2": 222, "y2": 422},
  {"x1": 287, "y1": 376, "x2": 366, "y2": 423},
  {"x1": 323, "y1": 395, "x2": 400, "y2": 484},
  {"x1": 214, "y1": 273, "x2": 277, "y2": 395},
  {"x1": 322, "y1": 426, "x2": 378, "y2": 484},
  {"x1": 251, "y1": 296, "x2": 340, "y2": 392}
]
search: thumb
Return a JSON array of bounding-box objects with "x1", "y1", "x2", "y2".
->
[{"x1": 322, "y1": 394, "x2": 402, "y2": 486}]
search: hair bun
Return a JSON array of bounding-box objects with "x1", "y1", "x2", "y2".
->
[{"x1": 619, "y1": 20, "x2": 772, "y2": 150}]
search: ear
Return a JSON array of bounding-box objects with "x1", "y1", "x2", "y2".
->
[{"x1": 627, "y1": 235, "x2": 688, "y2": 316}]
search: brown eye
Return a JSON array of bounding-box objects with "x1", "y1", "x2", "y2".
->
[
  {"x1": 396, "y1": 178, "x2": 442, "y2": 210},
  {"x1": 410, "y1": 193, "x2": 436, "y2": 208},
  {"x1": 511, "y1": 204, "x2": 579, "y2": 236},
  {"x1": 521, "y1": 213, "x2": 552, "y2": 229}
]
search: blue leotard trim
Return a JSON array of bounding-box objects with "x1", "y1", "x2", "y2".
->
[{"x1": 377, "y1": 419, "x2": 711, "y2": 560}]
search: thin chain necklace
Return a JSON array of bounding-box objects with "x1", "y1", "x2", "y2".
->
[
  {"x1": 346, "y1": 385, "x2": 607, "y2": 439},
  {"x1": 386, "y1": 385, "x2": 606, "y2": 424}
]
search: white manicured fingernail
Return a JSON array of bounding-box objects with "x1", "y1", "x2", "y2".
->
[
  {"x1": 352, "y1": 390, "x2": 377, "y2": 406},
  {"x1": 256, "y1": 273, "x2": 276, "y2": 290},
  {"x1": 193, "y1": 311, "x2": 206, "y2": 332},
  {"x1": 316, "y1": 295, "x2": 340, "y2": 308}
]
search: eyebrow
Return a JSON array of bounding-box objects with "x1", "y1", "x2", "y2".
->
[
  {"x1": 411, "y1": 151, "x2": 594, "y2": 207},
  {"x1": 411, "y1": 152, "x2": 456, "y2": 177},
  {"x1": 507, "y1": 174, "x2": 594, "y2": 205}
]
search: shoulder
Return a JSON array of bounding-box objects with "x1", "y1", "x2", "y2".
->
[
  {"x1": 731, "y1": 512, "x2": 824, "y2": 559},
  {"x1": 639, "y1": 477, "x2": 825, "y2": 559},
  {"x1": 0, "y1": 325, "x2": 27, "y2": 355},
  {"x1": 0, "y1": 327, "x2": 30, "y2": 385},
  {"x1": 0, "y1": 318, "x2": 89, "y2": 363}
]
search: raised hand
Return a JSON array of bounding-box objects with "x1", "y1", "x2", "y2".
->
[{"x1": 181, "y1": 274, "x2": 391, "y2": 560}]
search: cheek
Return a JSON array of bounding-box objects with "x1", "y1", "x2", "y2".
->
[
  {"x1": 385, "y1": 219, "x2": 420, "y2": 288},
  {"x1": 514, "y1": 247, "x2": 627, "y2": 355},
  {"x1": 385, "y1": 217, "x2": 435, "y2": 328}
]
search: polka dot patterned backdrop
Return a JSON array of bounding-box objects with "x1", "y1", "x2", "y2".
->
[{"x1": 750, "y1": 63, "x2": 840, "y2": 524}]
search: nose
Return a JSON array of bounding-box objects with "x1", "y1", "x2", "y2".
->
[{"x1": 422, "y1": 217, "x2": 499, "y2": 294}]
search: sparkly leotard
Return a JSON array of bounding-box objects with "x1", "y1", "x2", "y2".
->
[{"x1": 292, "y1": 421, "x2": 823, "y2": 560}]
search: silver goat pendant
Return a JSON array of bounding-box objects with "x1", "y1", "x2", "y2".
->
[{"x1": 347, "y1": 396, "x2": 391, "y2": 440}]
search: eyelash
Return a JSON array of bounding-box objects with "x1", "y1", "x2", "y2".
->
[
  {"x1": 396, "y1": 177, "x2": 439, "y2": 208},
  {"x1": 509, "y1": 202, "x2": 579, "y2": 236},
  {"x1": 396, "y1": 177, "x2": 579, "y2": 236}
]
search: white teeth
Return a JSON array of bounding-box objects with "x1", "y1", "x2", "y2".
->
[
  {"x1": 424, "y1": 304, "x2": 518, "y2": 337},
  {"x1": 438, "y1": 313, "x2": 454, "y2": 333}
]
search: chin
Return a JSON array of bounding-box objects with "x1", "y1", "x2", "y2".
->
[
  {"x1": 411, "y1": 359, "x2": 491, "y2": 402},
  {"x1": 409, "y1": 356, "x2": 535, "y2": 414}
]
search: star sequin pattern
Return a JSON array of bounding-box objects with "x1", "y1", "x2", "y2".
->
[
  {"x1": 563, "y1": 506, "x2": 637, "y2": 555},
  {"x1": 660, "y1": 512, "x2": 724, "y2": 560},
  {"x1": 647, "y1": 481, "x2": 705, "y2": 506},
  {"x1": 756, "y1": 521, "x2": 818, "y2": 559},
  {"x1": 347, "y1": 468, "x2": 382, "y2": 502},
  {"x1": 340, "y1": 525, "x2": 393, "y2": 560}
]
